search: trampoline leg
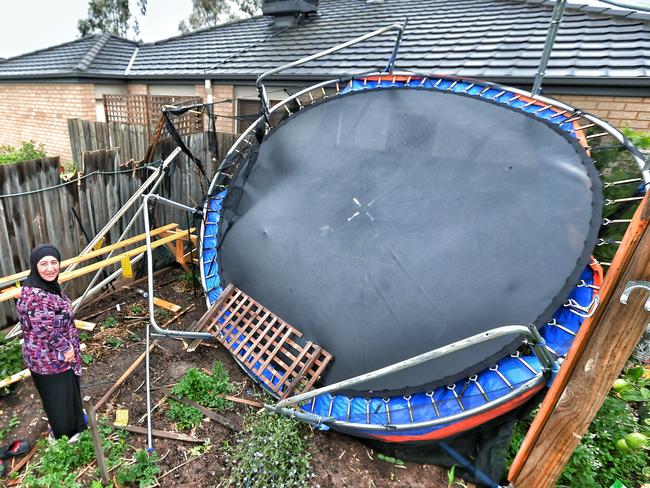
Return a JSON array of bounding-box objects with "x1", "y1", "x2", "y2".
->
[{"x1": 438, "y1": 441, "x2": 502, "y2": 488}]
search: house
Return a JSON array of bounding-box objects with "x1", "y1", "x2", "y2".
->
[{"x1": 0, "y1": 0, "x2": 649, "y2": 162}]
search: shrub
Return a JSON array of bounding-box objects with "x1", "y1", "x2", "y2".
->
[
  {"x1": 116, "y1": 450, "x2": 160, "y2": 487},
  {"x1": 222, "y1": 412, "x2": 312, "y2": 488},
  {"x1": 0, "y1": 335, "x2": 23, "y2": 378},
  {"x1": 0, "y1": 141, "x2": 46, "y2": 165}
]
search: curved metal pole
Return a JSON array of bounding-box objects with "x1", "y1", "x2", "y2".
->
[
  {"x1": 275, "y1": 324, "x2": 540, "y2": 410},
  {"x1": 255, "y1": 23, "x2": 405, "y2": 118}
]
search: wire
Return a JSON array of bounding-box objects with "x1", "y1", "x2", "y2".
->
[{"x1": 0, "y1": 166, "x2": 151, "y2": 199}]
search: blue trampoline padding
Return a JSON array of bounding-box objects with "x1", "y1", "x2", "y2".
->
[{"x1": 201, "y1": 190, "x2": 227, "y2": 303}]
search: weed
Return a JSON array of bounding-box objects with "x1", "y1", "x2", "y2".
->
[
  {"x1": 82, "y1": 353, "x2": 94, "y2": 365},
  {"x1": 180, "y1": 270, "x2": 198, "y2": 286},
  {"x1": 129, "y1": 304, "x2": 144, "y2": 315},
  {"x1": 116, "y1": 450, "x2": 160, "y2": 488},
  {"x1": 168, "y1": 361, "x2": 235, "y2": 430},
  {"x1": 105, "y1": 337, "x2": 124, "y2": 349},
  {"x1": 155, "y1": 309, "x2": 172, "y2": 320},
  {"x1": 447, "y1": 465, "x2": 468, "y2": 488},
  {"x1": 221, "y1": 411, "x2": 312, "y2": 488},
  {"x1": 78, "y1": 332, "x2": 90, "y2": 342},
  {"x1": 0, "y1": 335, "x2": 24, "y2": 379},
  {"x1": 22, "y1": 425, "x2": 126, "y2": 487},
  {"x1": 101, "y1": 316, "x2": 118, "y2": 330},
  {"x1": 0, "y1": 413, "x2": 19, "y2": 442}
]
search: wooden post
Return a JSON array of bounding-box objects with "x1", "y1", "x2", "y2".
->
[
  {"x1": 510, "y1": 206, "x2": 650, "y2": 487},
  {"x1": 83, "y1": 396, "x2": 110, "y2": 485}
]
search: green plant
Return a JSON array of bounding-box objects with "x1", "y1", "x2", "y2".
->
[
  {"x1": 509, "y1": 396, "x2": 649, "y2": 488},
  {"x1": 116, "y1": 450, "x2": 160, "y2": 487},
  {"x1": 168, "y1": 361, "x2": 235, "y2": 430},
  {"x1": 101, "y1": 316, "x2": 118, "y2": 330},
  {"x1": 104, "y1": 337, "x2": 124, "y2": 348},
  {"x1": 22, "y1": 425, "x2": 126, "y2": 487},
  {"x1": 0, "y1": 335, "x2": 24, "y2": 378},
  {"x1": 180, "y1": 270, "x2": 198, "y2": 286},
  {"x1": 78, "y1": 332, "x2": 90, "y2": 342},
  {"x1": 129, "y1": 303, "x2": 144, "y2": 315},
  {"x1": 447, "y1": 464, "x2": 468, "y2": 488},
  {"x1": 82, "y1": 353, "x2": 94, "y2": 365},
  {"x1": 0, "y1": 141, "x2": 46, "y2": 165},
  {"x1": 0, "y1": 413, "x2": 20, "y2": 442},
  {"x1": 221, "y1": 412, "x2": 312, "y2": 488}
]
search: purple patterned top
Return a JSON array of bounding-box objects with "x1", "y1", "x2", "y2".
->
[{"x1": 16, "y1": 286, "x2": 82, "y2": 376}]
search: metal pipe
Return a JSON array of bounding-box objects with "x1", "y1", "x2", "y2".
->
[
  {"x1": 255, "y1": 24, "x2": 405, "y2": 117},
  {"x1": 532, "y1": 0, "x2": 568, "y2": 95},
  {"x1": 276, "y1": 324, "x2": 536, "y2": 409},
  {"x1": 71, "y1": 148, "x2": 182, "y2": 312}
]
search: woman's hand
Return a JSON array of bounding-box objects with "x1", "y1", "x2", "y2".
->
[{"x1": 63, "y1": 347, "x2": 75, "y2": 363}]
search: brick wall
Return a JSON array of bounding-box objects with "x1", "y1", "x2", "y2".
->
[
  {"x1": 195, "y1": 83, "x2": 235, "y2": 133},
  {"x1": 556, "y1": 94, "x2": 650, "y2": 131},
  {"x1": 127, "y1": 83, "x2": 148, "y2": 95},
  {"x1": 0, "y1": 83, "x2": 96, "y2": 161}
]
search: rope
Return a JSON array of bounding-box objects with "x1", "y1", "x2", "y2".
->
[{"x1": 0, "y1": 166, "x2": 151, "y2": 199}]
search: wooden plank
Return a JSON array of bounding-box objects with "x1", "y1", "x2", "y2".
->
[
  {"x1": 83, "y1": 396, "x2": 110, "y2": 484},
  {"x1": 512, "y1": 205, "x2": 650, "y2": 487},
  {"x1": 105, "y1": 423, "x2": 203, "y2": 443},
  {"x1": 74, "y1": 319, "x2": 96, "y2": 331},
  {"x1": 0, "y1": 369, "x2": 30, "y2": 389},
  {"x1": 508, "y1": 195, "x2": 650, "y2": 484},
  {"x1": 152, "y1": 297, "x2": 181, "y2": 312}
]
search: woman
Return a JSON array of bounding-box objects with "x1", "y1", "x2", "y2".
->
[{"x1": 16, "y1": 245, "x2": 86, "y2": 440}]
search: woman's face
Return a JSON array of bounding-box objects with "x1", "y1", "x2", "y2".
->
[{"x1": 37, "y1": 256, "x2": 60, "y2": 282}]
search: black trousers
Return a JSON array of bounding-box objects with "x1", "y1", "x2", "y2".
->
[{"x1": 31, "y1": 369, "x2": 86, "y2": 439}]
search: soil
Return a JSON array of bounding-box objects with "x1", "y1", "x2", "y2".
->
[{"x1": 0, "y1": 267, "x2": 466, "y2": 488}]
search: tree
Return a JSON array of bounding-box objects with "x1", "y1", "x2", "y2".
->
[
  {"x1": 178, "y1": 0, "x2": 261, "y2": 34},
  {"x1": 78, "y1": 0, "x2": 147, "y2": 39}
]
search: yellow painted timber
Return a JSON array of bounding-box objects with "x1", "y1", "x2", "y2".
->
[
  {"x1": 0, "y1": 223, "x2": 179, "y2": 286},
  {"x1": 0, "y1": 229, "x2": 194, "y2": 303},
  {"x1": 152, "y1": 297, "x2": 181, "y2": 312},
  {"x1": 75, "y1": 320, "x2": 96, "y2": 331}
]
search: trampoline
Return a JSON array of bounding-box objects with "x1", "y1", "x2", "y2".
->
[{"x1": 194, "y1": 25, "x2": 648, "y2": 443}]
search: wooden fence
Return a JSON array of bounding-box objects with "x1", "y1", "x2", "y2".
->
[{"x1": 0, "y1": 121, "x2": 238, "y2": 327}]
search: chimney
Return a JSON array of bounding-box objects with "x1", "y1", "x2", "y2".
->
[{"x1": 262, "y1": 0, "x2": 318, "y2": 26}]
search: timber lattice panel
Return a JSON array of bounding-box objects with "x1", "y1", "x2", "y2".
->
[{"x1": 201, "y1": 284, "x2": 333, "y2": 399}]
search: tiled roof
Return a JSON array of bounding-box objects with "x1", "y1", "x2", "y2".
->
[
  {"x1": 0, "y1": 33, "x2": 138, "y2": 79},
  {"x1": 0, "y1": 0, "x2": 648, "y2": 85},
  {"x1": 127, "y1": 0, "x2": 650, "y2": 84}
]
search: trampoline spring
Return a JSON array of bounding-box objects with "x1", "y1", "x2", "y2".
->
[
  {"x1": 511, "y1": 352, "x2": 539, "y2": 374},
  {"x1": 545, "y1": 344, "x2": 562, "y2": 358},
  {"x1": 603, "y1": 218, "x2": 632, "y2": 225},
  {"x1": 336, "y1": 82, "x2": 341, "y2": 94},
  {"x1": 242, "y1": 138, "x2": 253, "y2": 146},
  {"x1": 321, "y1": 87, "x2": 328, "y2": 99},
  {"x1": 549, "y1": 109, "x2": 569, "y2": 119},
  {"x1": 416, "y1": 76, "x2": 427, "y2": 87},
  {"x1": 561, "y1": 114, "x2": 584, "y2": 125},
  {"x1": 597, "y1": 238, "x2": 621, "y2": 247},
  {"x1": 605, "y1": 196, "x2": 645, "y2": 206},
  {"x1": 535, "y1": 104, "x2": 553, "y2": 113},
  {"x1": 392, "y1": 75, "x2": 397, "y2": 85},
  {"x1": 449, "y1": 81, "x2": 459, "y2": 91},
  {"x1": 447, "y1": 384, "x2": 465, "y2": 411},
  {"x1": 506, "y1": 94, "x2": 521, "y2": 104},
  {"x1": 383, "y1": 398, "x2": 392, "y2": 424},
  {"x1": 328, "y1": 395, "x2": 336, "y2": 417},
  {"x1": 425, "y1": 391, "x2": 441, "y2": 417},
  {"x1": 404, "y1": 395, "x2": 414, "y2": 422},
  {"x1": 491, "y1": 90, "x2": 506, "y2": 100},
  {"x1": 601, "y1": 262, "x2": 612, "y2": 266},
  {"x1": 308, "y1": 92, "x2": 314, "y2": 103},
  {"x1": 522, "y1": 100, "x2": 537, "y2": 108},
  {"x1": 363, "y1": 77, "x2": 368, "y2": 87},
  {"x1": 585, "y1": 132, "x2": 609, "y2": 140},
  {"x1": 460, "y1": 83, "x2": 475, "y2": 94},
  {"x1": 346, "y1": 396, "x2": 352, "y2": 422},
  {"x1": 604, "y1": 177, "x2": 643, "y2": 187},
  {"x1": 489, "y1": 365, "x2": 513, "y2": 389},
  {"x1": 365, "y1": 398, "x2": 371, "y2": 423},
  {"x1": 548, "y1": 318, "x2": 576, "y2": 336},
  {"x1": 570, "y1": 123, "x2": 596, "y2": 133},
  {"x1": 577, "y1": 279, "x2": 601, "y2": 290},
  {"x1": 564, "y1": 296, "x2": 600, "y2": 318},
  {"x1": 296, "y1": 98, "x2": 303, "y2": 109},
  {"x1": 469, "y1": 375, "x2": 490, "y2": 402},
  {"x1": 433, "y1": 78, "x2": 442, "y2": 88},
  {"x1": 406, "y1": 75, "x2": 412, "y2": 84},
  {"x1": 310, "y1": 396, "x2": 317, "y2": 413},
  {"x1": 480, "y1": 85, "x2": 491, "y2": 95}
]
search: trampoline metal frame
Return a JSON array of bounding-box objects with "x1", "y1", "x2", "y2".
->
[{"x1": 264, "y1": 324, "x2": 553, "y2": 430}]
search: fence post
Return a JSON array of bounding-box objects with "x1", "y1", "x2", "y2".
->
[{"x1": 82, "y1": 395, "x2": 110, "y2": 484}]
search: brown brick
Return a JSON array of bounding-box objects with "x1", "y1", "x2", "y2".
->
[
  {"x1": 637, "y1": 112, "x2": 650, "y2": 121},
  {"x1": 608, "y1": 110, "x2": 637, "y2": 120},
  {"x1": 632, "y1": 103, "x2": 650, "y2": 112},
  {"x1": 596, "y1": 101, "x2": 627, "y2": 111},
  {"x1": 623, "y1": 119, "x2": 650, "y2": 130}
]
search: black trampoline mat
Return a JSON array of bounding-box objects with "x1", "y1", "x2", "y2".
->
[{"x1": 218, "y1": 87, "x2": 602, "y2": 394}]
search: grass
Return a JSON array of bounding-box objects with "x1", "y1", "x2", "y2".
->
[{"x1": 0, "y1": 335, "x2": 23, "y2": 379}]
